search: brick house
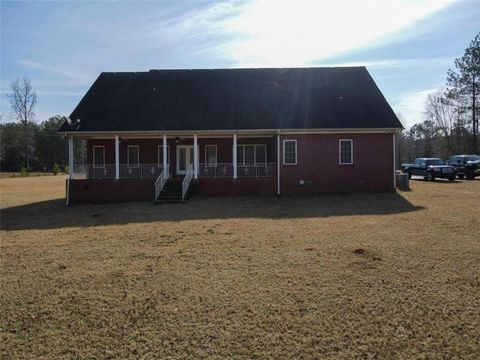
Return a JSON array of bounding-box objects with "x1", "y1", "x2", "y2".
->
[{"x1": 59, "y1": 67, "x2": 403, "y2": 203}]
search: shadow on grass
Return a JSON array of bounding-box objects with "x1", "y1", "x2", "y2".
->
[
  {"x1": 409, "y1": 176, "x2": 465, "y2": 184},
  {"x1": 1, "y1": 192, "x2": 424, "y2": 231},
  {"x1": 410, "y1": 175, "x2": 480, "y2": 185}
]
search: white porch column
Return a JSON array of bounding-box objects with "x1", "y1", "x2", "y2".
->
[
  {"x1": 68, "y1": 136, "x2": 74, "y2": 179},
  {"x1": 233, "y1": 134, "x2": 237, "y2": 179},
  {"x1": 115, "y1": 135, "x2": 120, "y2": 179},
  {"x1": 163, "y1": 134, "x2": 168, "y2": 172},
  {"x1": 193, "y1": 134, "x2": 198, "y2": 179}
]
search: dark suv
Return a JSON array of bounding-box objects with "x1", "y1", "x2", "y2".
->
[
  {"x1": 446, "y1": 155, "x2": 480, "y2": 180},
  {"x1": 402, "y1": 158, "x2": 456, "y2": 181}
]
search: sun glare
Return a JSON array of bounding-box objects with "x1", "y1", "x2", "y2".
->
[{"x1": 218, "y1": 0, "x2": 453, "y2": 67}]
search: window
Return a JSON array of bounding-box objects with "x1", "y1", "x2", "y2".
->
[
  {"x1": 426, "y1": 159, "x2": 444, "y2": 166},
  {"x1": 237, "y1": 145, "x2": 244, "y2": 165},
  {"x1": 339, "y1": 139, "x2": 353, "y2": 165},
  {"x1": 244, "y1": 145, "x2": 255, "y2": 164},
  {"x1": 127, "y1": 145, "x2": 139, "y2": 167},
  {"x1": 255, "y1": 144, "x2": 266, "y2": 165},
  {"x1": 283, "y1": 140, "x2": 297, "y2": 165},
  {"x1": 157, "y1": 145, "x2": 170, "y2": 166},
  {"x1": 93, "y1": 146, "x2": 105, "y2": 168},
  {"x1": 205, "y1": 145, "x2": 217, "y2": 165},
  {"x1": 237, "y1": 144, "x2": 267, "y2": 165}
]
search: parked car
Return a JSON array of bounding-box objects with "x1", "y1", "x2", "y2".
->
[
  {"x1": 402, "y1": 158, "x2": 456, "y2": 181},
  {"x1": 446, "y1": 155, "x2": 480, "y2": 180}
]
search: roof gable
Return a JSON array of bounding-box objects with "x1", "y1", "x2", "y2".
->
[{"x1": 59, "y1": 67, "x2": 402, "y2": 132}]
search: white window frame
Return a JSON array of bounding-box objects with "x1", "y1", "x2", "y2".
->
[
  {"x1": 339, "y1": 139, "x2": 353, "y2": 165},
  {"x1": 157, "y1": 145, "x2": 170, "y2": 167},
  {"x1": 93, "y1": 146, "x2": 105, "y2": 168},
  {"x1": 204, "y1": 145, "x2": 218, "y2": 166},
  {"x1": 237, "y1": 144, "x2": 267, "y2": 166},
  {"x1": 283, "y1": 139, "x2": 297, "y2": 165},
  {"x1": 127, "y1": 145, "x2": 140, "y2": 167}
]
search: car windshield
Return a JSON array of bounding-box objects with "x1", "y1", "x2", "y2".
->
[
  {"x1": 426, "y1": 159, "x2": 445, "y2": 166},
  {"x1": 464, "y1": 155, "x2": 480, "y2": 161}
]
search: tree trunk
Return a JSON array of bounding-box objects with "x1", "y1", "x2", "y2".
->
[
  {"x1": 473, "y1": 77, "x2": 477, "y2": 154},
  {"x1": 24, "y1": 120, "x2": 29, "y2": 169}
]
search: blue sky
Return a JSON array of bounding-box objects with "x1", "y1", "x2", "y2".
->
[{"x1": 1, "y1": 0, "x2": 479, "y2": 128}]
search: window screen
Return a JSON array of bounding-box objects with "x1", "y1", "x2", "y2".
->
[
  {"x1": 339, "y1": 140, "x2": 353, "y2": 164},
  {"x1": 237, "y1": 144, "x2": 268, "y2": 165},
  {"x1": 244, "y1": 145, "x2": 255, "y2": 164},
  {"x1": 158, "y1": 145, "x2": 170, "y2": 166},
  {"x1": 128, "y1": 146, "x2": 139, "y2": 166},
  {"x1": 255, "y1": 144, "x2": 266, "y2": 165},
  {"x1": 93, "y1": 147, "x2": 104, "y2": 167},
  {"x1": 236, "y1": 145, "x2": 244, "y2": 165},
  {"x1": 205, "y1": 145, "x2": 217, "y2": 165},
  {"x1": 283, "y1": 140, "x2": 297, "y2": 165}
]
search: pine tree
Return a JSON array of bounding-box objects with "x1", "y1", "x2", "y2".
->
[{"x1": 446, "y1": 33, "x2": 480, "y2": 153}]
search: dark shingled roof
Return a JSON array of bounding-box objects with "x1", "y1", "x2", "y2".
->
[{"x1": 59, "y1": 67, "x2": 402, "y2": 132}]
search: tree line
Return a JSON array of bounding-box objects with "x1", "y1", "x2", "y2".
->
[
  {"x1": 397, "y1": 33, "x2": 479, "y2": 164},
  {"x1": 0, "y1": 114, "x2": 68, "y2": 172}
]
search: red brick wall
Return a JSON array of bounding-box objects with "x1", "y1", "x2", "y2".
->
[
  {"x1": 192, "y1": 178, "x2": 276, "y2": 196},
  {"x1": 279, "y1": 133, "x2": 394, "y2": 194},
  {"x1": 68, "y1": 178, "x2": 276, "y2": 203},
  {"x1": 69, "y1": 179, "x2": 155, "y2": 204}
]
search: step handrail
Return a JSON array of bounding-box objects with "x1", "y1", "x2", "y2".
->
[
  {"x1": 154, "y1": 165, "x2": 169, "y2": 200},
  {"x1": 182, "y1": 163, "x2": 194, "y2": 200}
]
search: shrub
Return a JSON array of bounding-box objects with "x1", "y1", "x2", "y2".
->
[
  {"x1": 63, "y1": 165, "x2": 69, "y2": 174},
  {"x1": 20, "y1": 167, "x2": 29, "y2": 177},
  {"x1": 52, "y1": 163, "x2": 60, "y2": 175}
]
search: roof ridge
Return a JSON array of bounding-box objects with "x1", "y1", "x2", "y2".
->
[{"x1": 148, "y1": 66, "x2": 366, "y2": 72}]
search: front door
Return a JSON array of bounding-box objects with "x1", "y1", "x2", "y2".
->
[{"x1": 176, "y1": 145, "x2": 194, "y2": 175}]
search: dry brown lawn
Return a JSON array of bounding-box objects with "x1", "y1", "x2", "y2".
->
[{"x1": 1, "y1": 176, "x2": 479, "y2": 359}]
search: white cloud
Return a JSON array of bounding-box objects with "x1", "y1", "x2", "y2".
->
[
  {"x1": 18, "y1": 59, "x2": 92, "y2": 83},
  {"x1": 172, "y1": 0, "x2": 455, "y2": 67},
  {"x1": 322, "y1": 56, "x2": 454, "y2": 69},
  {"x1": 392, "y1": 87, "x2": 442, "y2": 127},
  {"x1": 36, "y1": 91, "x2": 84, "y2": 97}
]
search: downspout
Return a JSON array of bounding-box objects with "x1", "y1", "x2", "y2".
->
[
  {"x1": 277, "y1": 130, "x2": 281, "y2": 195},
  {"x1": 393, "y1": 132, "x2": 396, "y2": 190},
  {"x1": 67, "y1": 135, "x2": 73, "y2": 205},
  {"x1": 66, "y1": 178, "x2": 70, "y2": 206}
]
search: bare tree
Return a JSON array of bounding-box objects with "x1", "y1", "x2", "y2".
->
[
  {"x1": 7, "y1": 78, "x2": 37, "y2": 169},
  {"x1": 425, "y1": 90, "x2": 459, "y2": 154}
]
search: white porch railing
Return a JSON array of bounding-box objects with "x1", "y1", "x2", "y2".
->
[
  {"x1": 72, "y1": 162, "x2": 276, "y2": 180},
  {"x1": 71, "y1": 164, "x2": 164, "y2": 179},
  {"x1": 199, "y1": 163, "x2": 233, "y2": 177},
  {"x1": 182, "y1": 163, "x2": 194, "y2": 200},
  {"x1": 198, "y1": 163, "x2": 276, "y2": 178},
  {"x1": 237, "y1": 163, "x2": 277, "y2": 177},
  {"x1": 71, "y1": 164, "x2": 116, "y2": 179},
  {"x1": 154, "y1": 164, "x2": 169, "y2": 200},
  {"x1": 119, "y1": 164, "x2": 164, "y2": 179}
]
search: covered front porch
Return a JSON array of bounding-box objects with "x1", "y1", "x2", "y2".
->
[{"x1": 67, "y1": 132, "x2": 280, "y2": 203}]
